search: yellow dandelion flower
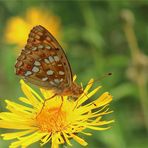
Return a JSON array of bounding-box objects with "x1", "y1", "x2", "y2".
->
[
  {"x1": 5, "y1": 7, "x2": 61, "y2": 48},
  {"x1": 0, "y1": 79, "x2": 113, "y2": 148}
]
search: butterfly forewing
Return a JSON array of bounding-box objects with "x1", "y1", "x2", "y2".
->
[{"x1": 15, "y1": 25, "x2": 73, "y2": 90}]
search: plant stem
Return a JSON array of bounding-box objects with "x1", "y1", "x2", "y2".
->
[{"x1": 123, "y1": 12, "x2": 148, "y2": 132}]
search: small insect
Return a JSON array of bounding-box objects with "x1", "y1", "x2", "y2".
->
[{"x1": 15, "y1": 25, "x2": 83, "y2": 104}]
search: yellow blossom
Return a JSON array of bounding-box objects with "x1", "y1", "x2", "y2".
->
[
  {"x1": 0, "y1": 79, "x2": 113, "y2": 148},
  {"x1": 5, "y1": 7, "x2": 61, "y2": 48}
]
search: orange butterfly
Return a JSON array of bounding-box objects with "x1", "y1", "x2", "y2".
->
[{"x1": 15, "y1": 25, "x2": 83, "y2": 104}]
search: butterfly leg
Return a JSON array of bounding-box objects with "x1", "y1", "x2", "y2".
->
[
  {"x1": 60, "y1": 96, "x2": 64, "y2": 108},
  {"x1": 57, "y1": 96, "x2": 64, "y2": 113},
  {"x1": 72, "y1": 100, "x2": 78, "y2": 111},
  {"x1": 37, "y1": 94, "x2": 57, "y2": 116}
]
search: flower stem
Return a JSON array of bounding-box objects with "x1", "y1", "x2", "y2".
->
[{"x1": 122, "y1": 9, "x2": 148, "y2": 132}]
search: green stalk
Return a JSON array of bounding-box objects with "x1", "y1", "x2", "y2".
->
[{"x1": 122, "y1": 10, "x2": 148, "y2": 132}]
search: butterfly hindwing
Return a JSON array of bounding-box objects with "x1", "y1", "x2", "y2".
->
[{"x1": 15, "y1": 25, "x2": 72, "y2": 89}]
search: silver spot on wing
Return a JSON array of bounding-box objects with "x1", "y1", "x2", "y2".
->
[
  {"x1": 54, "y1": 79, "x2": 60, "y2": 84},
  {"x1": 32, "y1": 66, "x2": 40, "y2": 73},
  {"x1": 44, "y1": 59, "x2": 50, "y2": 64},
  {"x1": 42, "y1": 77, "x2": 48, "y2": 81},
  {"x1": 45, "y1": 45, "x2": 51, "y2": 50},
  {"x1": 59, "y1": 71, "x2": 65, "y2": 75},
  {"x1": 32, "y1": 47, "x2": 37, "y2": 51},
  {"x1": 48, "y1": 56, "x2": 54, "y2": 63},
  {"x1": 38, "y1": 45, "x2": 44, "y2": 49},
  {"x1": 24, "y1": 71, "x2": 32, "y2": 76},
  {"x1": 54, "y1": 56, "x2": 60, "y2": 62},
  {"x1": 47, "y1": 70, "x2": 54, "y2": 75},
  {"x1": 34, "y1": 61, "x2": 41, "y2": 66}
]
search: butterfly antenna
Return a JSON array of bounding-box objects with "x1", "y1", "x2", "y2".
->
[{"x1": 83, "y1": 72, "x2": 112, "y2": 88}]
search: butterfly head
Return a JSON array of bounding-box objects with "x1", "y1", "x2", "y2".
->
[{"x1": 70, "y1": 82, "x2": 83, "y2": 98}]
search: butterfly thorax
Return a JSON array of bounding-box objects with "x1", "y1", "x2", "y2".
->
[{"x1": 57, "y1": 82, "x2": 83, "y2": 98}]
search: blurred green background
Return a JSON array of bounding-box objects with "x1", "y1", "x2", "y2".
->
[{"x1": 0, "y1": 0, "x2": 148, "y2": 148}]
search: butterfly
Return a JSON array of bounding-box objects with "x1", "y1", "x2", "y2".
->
[{"x1": 15, "y1": 25, "x2": 83, "y2": 101}]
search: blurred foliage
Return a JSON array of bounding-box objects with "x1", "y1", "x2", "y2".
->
[{"x1": 0, "y1": 0, "x2": 148, "y2": 148}]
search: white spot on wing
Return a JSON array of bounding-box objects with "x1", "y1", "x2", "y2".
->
[
  {"x1": 47, "y1": 70, "x2": 54, "y2": 75},
  {"x1": 45, "y1": 45, "x2": 51, "y2": 50},
  {"x1": 50, "y1": 81, "x2": 56, "y2": 86},
  {"x1": 54, "y1": 79, "x2": 60, "y2": 84},
  {"x1": 38, "y1": 45, "x2": 44, "y2": 49},
  {"x1": 32, "y1": 66, "x2": 39, "y2": 73},
  {"x1": 38, "y1": 32, "x2": 43, "y2": 36},
  {"x1": 59, "y1": 71, "x2": 65, "y2": 75},
  {"x1": 32, "y1": 47, "x2": 37, "y2": 51},
  {"x1": 44, "y1": 59, "x2": 50, "y2": 64},
  {"x1": 58, "y1": 64, "x2": 62, "y2": 66},
  {"x1": 42, "y1": 77, "x2": 48, "y2": 81},
  {"x1": 24, "y1": 71, "x2": 32, "y2": 76},
  {"x1": 26, "y1": 50, "x2": 31, "y2": 54},
  {"x1": 35, "y1": 35, "x2": 40, "y2": 39},
  {"x1": 60, "y1": 78, "x2": 64, "y2": 82},
  {"x1": 34, "y1": 61, "x2": 41, "y2": 66},
  {"x1": 48, "y1": 56, "x2": 54, "y2": 63},
  {"x1": 54, "y1": 56, "x2": 60, "y2": 62}
]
